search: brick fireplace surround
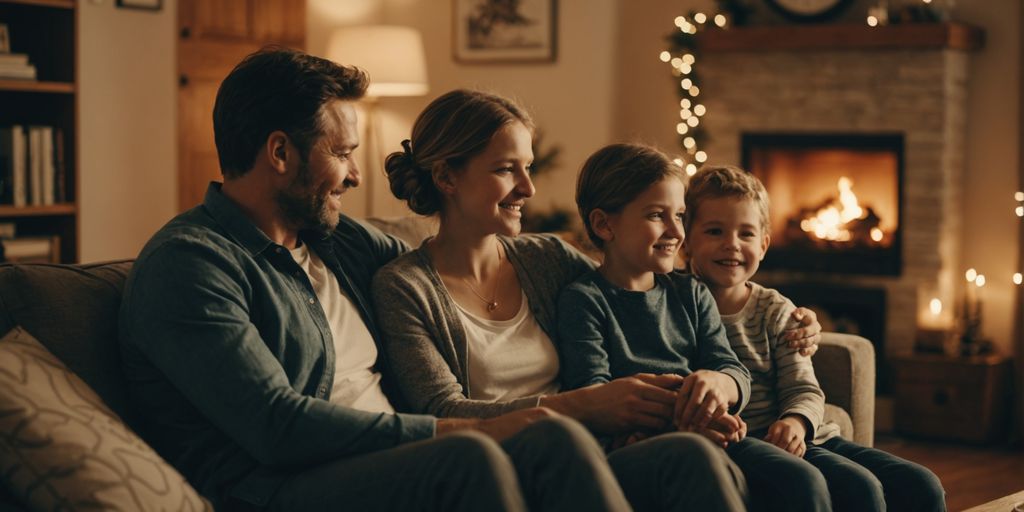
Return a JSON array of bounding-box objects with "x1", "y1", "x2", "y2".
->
[{"x1": 694, "y1": 24, "x2": 984, "y2": 397}]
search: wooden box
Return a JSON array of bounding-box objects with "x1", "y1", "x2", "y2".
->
[{"x1": 893, "y1": 353, "x2": 1011, "y2": 443}]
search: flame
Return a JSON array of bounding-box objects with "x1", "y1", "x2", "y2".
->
[{"x1": 800, "y1": 177, "x2": 868, "y2": 241}]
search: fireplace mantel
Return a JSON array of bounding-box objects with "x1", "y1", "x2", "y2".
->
[{"x1": 696, "y1": 22, "x2": 984, "y2": 52}]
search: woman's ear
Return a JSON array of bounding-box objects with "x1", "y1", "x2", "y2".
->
[
  {"x1": 266, "y1": 131, "x2": 291, "y2": 175},
  {"x1": 589, "y1": 209, "x2": 615, "y2": 244},
  {"x1": 432, "y1": 163, "x2": 457, "y2": 196}
]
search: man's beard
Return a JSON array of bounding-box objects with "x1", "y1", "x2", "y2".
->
[{"x1": 276, "y1": 161, "x2": 339, "y2": 232}]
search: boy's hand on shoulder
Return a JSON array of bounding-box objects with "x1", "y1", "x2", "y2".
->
[
  {"x1": 673, "y1": 370, "x2": 737, "y2": 431},
  {"x1": 764, "y1": 416, "x2": 807, "y2": 457},
  {"x1": 785, "y1": 307, "x2": 822, "y2": 356}
]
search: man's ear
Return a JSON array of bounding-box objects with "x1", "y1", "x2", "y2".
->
[
  {"x1": 266, "y1": 131, "x2": 291, "y2": 175},
  {"x1": 589, "y1": 209, "x2": 615, "y2": 244},
  {"x1": 431, "y1": 162, "x2": 457, "y2": 196}
]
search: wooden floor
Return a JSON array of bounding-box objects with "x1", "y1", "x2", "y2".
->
[{"x1": 875, "y1": 434, "x2": 1024, "y2": 511}]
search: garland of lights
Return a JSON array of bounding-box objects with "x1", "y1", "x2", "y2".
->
[{"x1": 662, "y1": 11, "x2": 726, "y2": 176}]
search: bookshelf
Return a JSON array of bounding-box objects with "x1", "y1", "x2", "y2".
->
[{"x1": 0, "y1": 0, "x2": 77, "y2": 263}]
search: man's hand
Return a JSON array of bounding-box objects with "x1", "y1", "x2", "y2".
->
[
  {"x1": 785, "y1": 307, "x2": 822, "y2": 357},
  {"x1": 436, "y1": 407, "x2": 560, "y2": 443},
  {"x1": 764, "y1": 416, "x2": 808, "y2": 457},
  {"x1": 540, "y1": 373, "x2": 680, "y2": 434},
  {"x1": 673, "y1": 370, "x2": 738, "y2": 431}
]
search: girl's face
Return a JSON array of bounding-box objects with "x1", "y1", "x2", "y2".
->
[
  {"x1": 444, "y1": 121, "x2": 535, "y2": 237},
  {"x1": 602, "y1": 177, "x2": 687, "y2": 281},
  {"x1": 684, "y1": 195, "x2": 770, "y2": 293}
]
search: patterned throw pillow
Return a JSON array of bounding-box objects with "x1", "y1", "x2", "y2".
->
[{"x1": 0, "y1": 326, "x2": 210, "y2": 511}]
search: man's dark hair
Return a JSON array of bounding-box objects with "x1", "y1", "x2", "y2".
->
[{"x1": 213, "y1": 46, "x2": 369, "y2": 178}]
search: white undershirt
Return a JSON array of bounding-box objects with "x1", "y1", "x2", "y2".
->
[
  {"x1": 454, "y1": 291, "x2": 561, "y2": 401},
  {"x1": 290, "y1": 243, "x2": 395, "y2": 414}
]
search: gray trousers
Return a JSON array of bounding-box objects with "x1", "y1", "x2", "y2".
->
[
  {"x1": 608, "y1": 432, "x2": 749, "y2": 512},
  {"x1": 265, "y1": 416, "x2": 630, "y2": 512}
]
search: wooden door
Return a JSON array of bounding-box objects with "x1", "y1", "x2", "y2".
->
[{"x1": 177, "y1": 0, "x2": 305, "y2": 211}]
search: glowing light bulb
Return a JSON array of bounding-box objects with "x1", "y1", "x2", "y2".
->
[
  {"x1": 674, "y1": 16, "x2": 687, "y2": 28},
  {"x1": 695, "y1": 151, "x2": 707, "y2": 163},
  {"x1": 966, "y1": 268, "x2": 977, "y2": 282},
  {"x1": 680, "y1": 63, "x2": 692, "y2": 74},
  {"x1": 929, "y1": 298, "x2": 942, "y2": 316},
  {"x1": 687, "y1": 116, "x2": 699, "y2": 127},
  {"x1": 690, "y1": 86, "x2": 700, "y2": 97},
  {"x1": 683, "y1": 137, "x2": 696, "y2": 149},
  {"x1": 676, "y1": 123, "x2": 689, "y2": 135},
  {"x1": 714, "y1": 14, "x2": 727, "y2": 27},
  {"x1": 670, "y1": 57, "x2": 682, "y2": 68},
  {"x1": 680, "y1": 109, "x2": 692, "y2": 120},
  {"x1": 673, "y1": 158, "x2": 684, "y2": 167},
  {"x1": 870, "y1": 228, "x2": 883, "y2": 242},
  {"x1": 1014, "y1": 273, "x2": 1023, "y2": 285},
  {"x1": 681, "y1": 78, "x2": 693, "y2": 89},
  {"x1": 680, "y1": 98, "x2": 691, "y2": 109},
  {"x1": 694, "y1": 12, "x2": 707, "y2": 24},
  {"x1": 867, "y1": 15, "x2": 878, "y2": 27},
  {"x1": 923, "y1": 0, "x2": 933, "y2": 3},
  {"x1": 686, "y1": 164, "x2": 698, "y2": 175},
  {"x1": 682, "y1": 54, "x2": 695, "y2": 65},
  {"x1": 976, "y1": 275, "x2": 986, "y2": 287},
  {"x1": 1015, "y1": 191, "x2": 1024, "y2": 201},
  {"x1": 1016, "y1": 206, "x2": 1023, "y2": 217},
  {"x1": 694, "y1": 104, "x2": 706, "y2": 116},
  {"x1": 660, "y1": 51, "x2": 671, "y2": 62}
]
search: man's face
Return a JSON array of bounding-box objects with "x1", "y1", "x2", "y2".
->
[{"x1": 276, "y1": 100, "x2": 360, "y2": 232}]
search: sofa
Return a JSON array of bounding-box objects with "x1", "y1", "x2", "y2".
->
[{"x1": 0, "y1": 219, "x2": 876, "y2": 510}]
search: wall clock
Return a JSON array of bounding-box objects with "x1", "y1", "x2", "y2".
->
[{"x1": 764, "y1": 0, "x2": 855, "y2": 22}]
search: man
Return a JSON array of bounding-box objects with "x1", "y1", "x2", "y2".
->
[{"x1": 119, "y1": 47, "x2": 628, "y2": 511}]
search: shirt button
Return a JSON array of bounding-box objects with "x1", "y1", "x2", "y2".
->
[
  {"x1": 319, "y1": 386, "x2": 327, "y2": 395},
  {"x1": 308, "y1": 297, "x2": 315, "y2": 304}
]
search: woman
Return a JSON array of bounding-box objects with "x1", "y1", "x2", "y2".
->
[{"x1": 372, "y1": 89, "x2": 821, "y2": 511}]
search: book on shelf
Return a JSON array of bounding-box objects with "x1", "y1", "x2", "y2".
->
[
  {"x1": 0, "y1": 62, "x2": 36, "y2": 80},
  {"x1": 0, "y1": 222, "x2": 14, "y2": 239},
  {"x1": 0, "y1": 125, "x2": 63, "y2": 207},
  {"x1": 0, "y1": 53, "x2": 29, "y2": 66},
  {"x1": 0, "y1": 125, "x2": 26, "y2": 207},
  {"x1": 0, "y1": 235, "x2": 59, "y2": 264}
]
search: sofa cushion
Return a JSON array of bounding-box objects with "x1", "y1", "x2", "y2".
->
[
  {"x1": 0, "y1": 261, "x2": 135, "y2": 426},
  {"x1": 0, "y1": 326, "x2": 210, "y2": 511}
]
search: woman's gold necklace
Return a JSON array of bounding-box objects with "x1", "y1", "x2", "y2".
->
[{"x1": 463, "y1": 241, "x2": 502, "y2": 312}]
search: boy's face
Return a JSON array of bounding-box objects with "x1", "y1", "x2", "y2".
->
[
  {"x1": 603, "y1": 177, "x2": 686, "y2": 277},
  {"x1": 684, "y1": 195, "x2": 770, "y2": 292}
]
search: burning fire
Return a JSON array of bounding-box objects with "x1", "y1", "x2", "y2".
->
[{"x1": 799, "y1": 177, "x2": 872, "y2": 242}]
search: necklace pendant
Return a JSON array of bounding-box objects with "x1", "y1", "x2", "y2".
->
[{"x1": 487, "y1": 302, "x2": 498, "y2": 312}]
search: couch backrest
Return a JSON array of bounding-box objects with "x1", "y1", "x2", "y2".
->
[{"x1": 0, "y1": 261, "x2": 135, "y2": 426}]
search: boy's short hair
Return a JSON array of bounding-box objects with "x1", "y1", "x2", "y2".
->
[
  {"x1": 683, "y1": 165, "x2": 770, "y2": 235},
  {"x1": 576, "y1": 143, "x2": 685, "y2": 248}
]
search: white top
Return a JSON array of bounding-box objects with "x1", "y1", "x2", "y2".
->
[
  {"x1": 454, "y1": 291, "x2": 561, "y2": 402},
  {"x1": 291, "y1": 243, "x2": 395, "y2": 414}
]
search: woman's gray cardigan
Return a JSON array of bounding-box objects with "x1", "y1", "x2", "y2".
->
[{"x1": 371, "y1": 233, "x2": 595, "y2": 418}]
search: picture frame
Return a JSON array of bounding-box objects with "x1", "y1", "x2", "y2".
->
[
  {"x1": 0, "y1": 24, "x2": 10, "y2": 54},
  {"x1": 453, "y1": 0, "x2": 557, "y2": 64},
  {"x1": 115, "y1": 0, "x2": 163, "y2": 11}
]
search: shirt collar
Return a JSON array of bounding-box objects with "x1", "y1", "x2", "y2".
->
[{"x1": 202, "y1": 182, "x2": 276, "y2": 256}]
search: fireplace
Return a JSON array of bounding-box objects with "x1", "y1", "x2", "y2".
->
[{"x1": 742, "y1": 133, "x2": 904, "y2": 276}]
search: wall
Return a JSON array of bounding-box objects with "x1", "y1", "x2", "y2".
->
[
  {"x1": 307, "y1": 0, "x2": 618, "y2": 220},
  {"x1": 78, "y1": 0, "x2": 176, "y2": 263},
  {"x1": 615, "y1": 1, "x2": 1022, "y2": 354}
]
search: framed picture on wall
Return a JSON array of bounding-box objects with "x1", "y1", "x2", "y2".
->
[{"x1": 453, "y1": 0, "x2": 557, "y2": 63}]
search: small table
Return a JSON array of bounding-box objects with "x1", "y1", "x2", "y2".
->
[{"x1": 963, "y1": 490, "x2": 1024, "y2": 512}]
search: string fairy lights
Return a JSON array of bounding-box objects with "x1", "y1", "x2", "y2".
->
[{"x1": 663, "y1": 11, "x2": 726, "y2": 175}]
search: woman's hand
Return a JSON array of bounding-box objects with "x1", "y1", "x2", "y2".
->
[
  {"x1": 673, "y1": 370, "x2": 739, "y2": 431},
  {"x1": 785, "y1": 307, "x2": 822, "y2": 357},
  {"x1": 764, "y1": 416, "x2": 808, "y2": 457},
  {"x1": 540, "y1": 373, "x2": 681, "y2": 434}
]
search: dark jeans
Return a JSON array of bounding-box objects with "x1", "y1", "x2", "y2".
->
[
  {"x1": 727, "y1": 436, "x2": 832, "y2": 512},
  {"x1": 261, "y1": 417, "x2": 629, "y2": 512},
  {"x1": 608, "y1": 432, "x2": 747, "y2": 512},
  {"x1": 805, "y1": 436, "x2": 946, "y2": 512}
]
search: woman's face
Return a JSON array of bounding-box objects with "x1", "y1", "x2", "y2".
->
[{"x1": 444, "y1": 121, "x2": 535, "y2": 237}]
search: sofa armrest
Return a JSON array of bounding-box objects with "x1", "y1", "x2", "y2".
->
[{"x1": 812, "y1": 332, "x2": 875, "y2": 447}]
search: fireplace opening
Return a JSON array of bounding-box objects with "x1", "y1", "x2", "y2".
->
[{"x1": 742, "y1": 133, "x2": 903, "y2": 276}]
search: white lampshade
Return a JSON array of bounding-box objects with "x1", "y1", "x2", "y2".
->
[{"x1": 327, "y1": 25, "x2": 429, "y2": 98}]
